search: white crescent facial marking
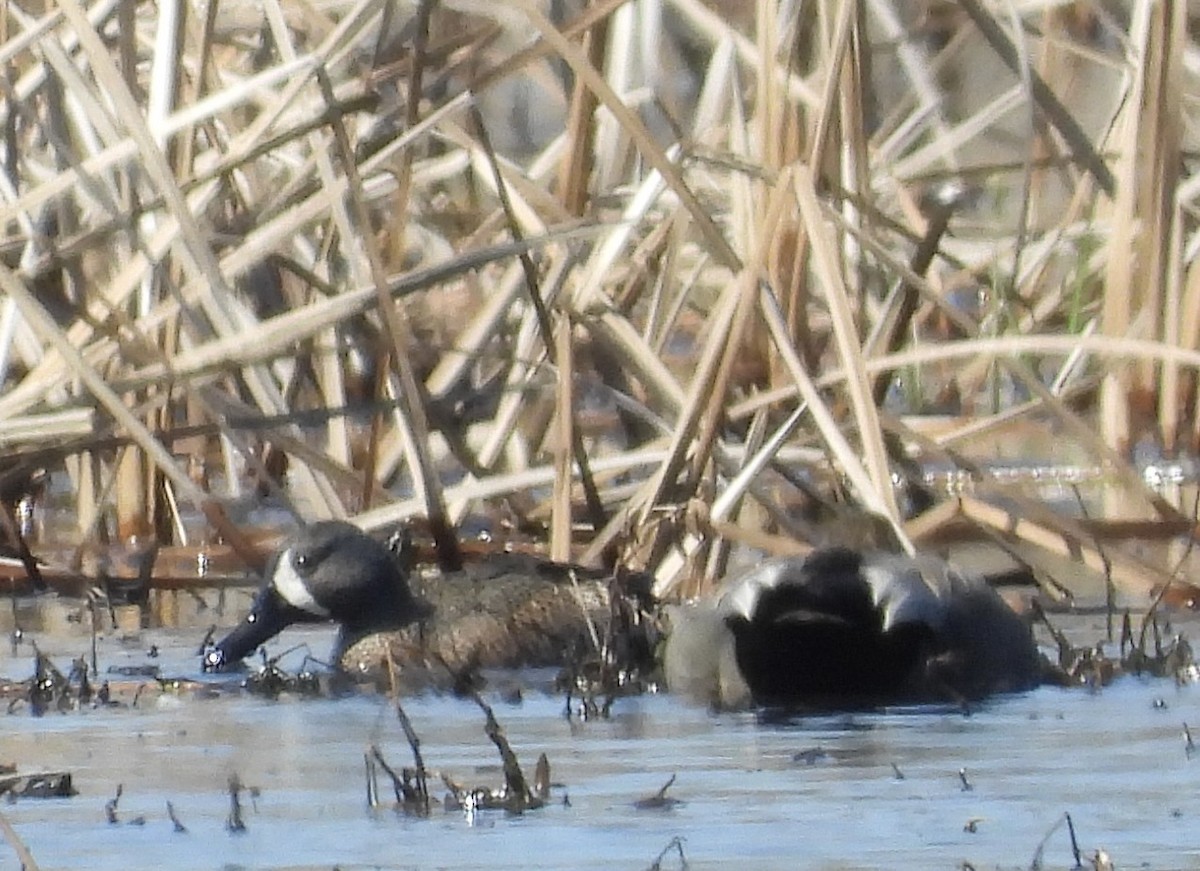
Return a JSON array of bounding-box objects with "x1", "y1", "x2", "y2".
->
[{"x1": 272, "y1": 547, "x2": 331, "y2": 617}]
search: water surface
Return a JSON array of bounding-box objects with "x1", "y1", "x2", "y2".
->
[{"x1": 1, "y1": 618, "x2": 1198, "y2": 871}]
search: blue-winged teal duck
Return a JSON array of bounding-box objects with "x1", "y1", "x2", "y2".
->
[
  {"x1": 202, "y1": 521, "x2": 645, "y2": 684},
  {"x1": 663, "y1": 547, "x2": 1043, "y2": 708}
]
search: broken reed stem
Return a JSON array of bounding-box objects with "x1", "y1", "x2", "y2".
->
[
  {"x1": 386, "y1": 654, "x2": 429, "y2": 808},
  {"x1": 364, "y1": 753, "x2": 378, "y2": 808},
  {"x1": 0, "y1": 806, "x2": 40, "y2": 871},
  {"x1": 794, "y1": 165, "x2": 903, "y2": 531},
  {"x1": 470, "y1": 690, "x2": 530, "y2": 806}
]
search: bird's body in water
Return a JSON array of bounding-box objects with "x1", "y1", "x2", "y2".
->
[
  {"x1": 663, "y1": 548, "x2": 1043, "y2": 709},
  {"x1": 203, "y1": 521, "x2": 653, "y2": 688},
  {"x1": 340, "y1": 558, "x2": 622, "y2": 684}
]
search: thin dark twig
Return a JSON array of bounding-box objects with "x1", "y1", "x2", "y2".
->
[
  {"x1": 1065, "y1": 811, "x2": 1083, "y2": 868},
  {"x1": 104, "y1": 784, "x2": 123, "y2": 825},
  {"x1": 957, "y1": 0, "x2": 1114, "y2": 194},
  {"x1": 394, "y1": 704, "x2": 429, "y2": 806},
  {"x1": 369, "y1": 744, "x2": 406, "y2": 805},
  {"x1": 226, "y1": 774, "x2": 246, "y2": 833},
  {"x1": 166, "y1": 800, "x2": 187, "y2": 833},
  {"x1": 314, "y1": 18, "x2": 462, "y2": 570},
  {"x1": 466, "y1": 101, "x2": 607, "y2": 534},
  {"x1": 645, "y1": 835, "x2": 688, "y2": 871},
  {"x1": 1069, "y1": 483, "x2": 1115, "y2": 642},
  {"x1": 1137, "y1": 485, "x2": 1200, "y2": 651}
]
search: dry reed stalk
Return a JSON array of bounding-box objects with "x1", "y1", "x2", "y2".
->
[
  {"x1": 948, "y1": 221, "x2": 1094, "y2": 399},
  {"x1": 804, "y1": 0, "x2": 855, "y2": 182},
  {"x1": 120, "y1": 233, "x2": 587, "y2": 394},
  {"x1": 871, "y1": 337, "x2": 1200, "y2": 407},
  {"x1": 1160, "y1": 202, "x2": 1185, "y2": 454},
  {"x1": 1182, "y1": 259, "x2": 1200, "y2": 450},
  {"x1": 9, "y1": 0, "x2": 396, "y2": 527},
  {"x1": 0, "y1": 806, "x2": 40, "y2": 871},
  {"x1": 477, "y1": 102, "x2": 606, "y2": 547},
  {"x1": 667, "y1": 0, "x2": 818, "y2": 108},
  {"x1": 1095, "y1": 2, "x2": 1149, "y2": 455},
  {"x1": 824, "y1": 177, "x2": 1189, "y2": 527},
  {"x1": 0, "y1": 261, "x2": 260, "y2": 556},
  {"x1": 955, "y1": 496, "x2": 1169, "y2": 600},
  {"x1": 743, "y1": 318, "x2": 1200, "y2": 528},
  {"x1": 703, "y1": 405, "x2": 770, "y2": 583},
  {"x1": 957, "y1": 0, "x2": 1114, "y2": 195},
  {"x1": 319, "y1": 51, "x2": 461, "y2": 566},
  {"x1": 654, "y1": 392, "x2": 805, "y2": 594},
  {"x1": 0, "y1": 409, "x2": 93, "y2": 444},
  {"x1": 1151, "y1": 5, "x2": 1187, "y2": 453},
  {"x1": 929, "y1": 380, "x2": 1098, "y2": 454},
  {"x1": 794, "y1": 166, "x2": 901, "y2": 524},
  {"x1": 646, "y1": 169, "x2": 793, "y2": 594},
  {"x1": 356, "y1": 445, "x2": 671, "y2": 532},
  {"x1": 865, "y1": 0, "x2": 952, "y2": 163},
  {"x1": 887, "y1": 86, "x2": 1025, "y2": 182},
  {"x1": 19, "y1": 86, "x2": 319, "y2": 503},
  {"x1": 871, "y1": 352, "x2": 1192, "y2": 534},
  {"x1": 58, "y1": 0, "x2": 264, "y2": 374},
  {"x1": 636, "y1": 274, "x2": 742, "y2": 517},
  {"x1": 463, "y1": 254, "x2": 566, "y2": 477},
  {"x1": 551, "y1": 317, "x2": 573, "y2": 562},
  {"x1": 890, "y1": 411, "x2": 1177, "y2": 602},
  {"x1": 754, "y1": 0, "x2": 780, "y2": 174},
  {"x1": 556, "y1": 1, "x2": 604, "y2": 215},
  {"x1": 511, "y1": 0, "x2": 738, "y2": 269},
  {"x1": 1, "y1": 0, "x2": 1198, "y2": 596},
  {"x1": 758, "y1": 280, "x2": 911, "y2": 550}
]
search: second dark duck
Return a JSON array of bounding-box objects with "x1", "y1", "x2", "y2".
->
[
  {"x1": 663, "y1": 547, "x2": 1043, "y2": 708},
  {"x1": 205, "y1": 522, "x2": 1042, "y2": 707}
]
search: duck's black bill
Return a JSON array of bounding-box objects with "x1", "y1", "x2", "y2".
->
[{"x1": 202, "y1": 587, "x2": 307, "y2": 672}]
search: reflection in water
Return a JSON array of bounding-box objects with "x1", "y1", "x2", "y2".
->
[{"x1": 0, "y1": 620, "x2": 1198, "y2": 870}]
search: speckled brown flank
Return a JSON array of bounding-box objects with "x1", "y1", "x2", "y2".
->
[{"x1": 337, "y1": 564, "x2": 623, "y2": 681}]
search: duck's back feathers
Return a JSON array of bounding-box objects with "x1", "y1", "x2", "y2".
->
[{"x1": 339, "y1": 563, "x2": 615, "y2": 678}]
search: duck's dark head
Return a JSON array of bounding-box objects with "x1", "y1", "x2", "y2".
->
[{"x1": 202, "y1": 521, "x2": 425, "y2": 672}]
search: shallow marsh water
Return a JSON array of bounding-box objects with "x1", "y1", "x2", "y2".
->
[{"x1": 2, "y1": 615, "x2": 1200, "y2": 871}]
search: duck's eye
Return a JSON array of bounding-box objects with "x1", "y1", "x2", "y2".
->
[{"x1": 295, "y1": 553, "x2": 309, "y2": 569}]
